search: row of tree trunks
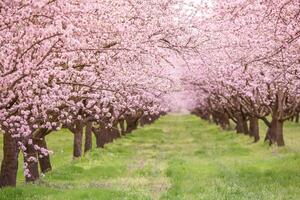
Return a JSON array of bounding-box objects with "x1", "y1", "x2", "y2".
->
[
  {"x1": 0, "y1": 114, "x2": 162, "y2": 188},
  {"x1": 191, "y1": 105, "x2": 287, "y2": 146},
  {"x1": 235, "y1": 113, "x2": 285, "y2": 146},
  {"x1": 0, "y1": 131, "x2": 53, "y2": 187},
  {"x1": 92, "y1": 124, "x2": 121, "y2": 149},
  {"x1": 192, "y1": 109, "x2": 261, "y2": 143},
  {"x1": 192, "y1": 109, "x2": 211, "y2": 123},
  {"x1": 70, "y1": 121, "x2": 98, "y2": 157},
  {"x1": 207, "y1": 111, "x2": 231, "y2": 130}
]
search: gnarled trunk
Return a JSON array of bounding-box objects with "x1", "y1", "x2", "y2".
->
[
  {"x1": 0, "y1": 133, "x2": 19, "y2": 187},
  {"x1": 265, "y1": 118, "x2": 284, "y2": 146},
  {"x1": 265, "y1": 92, "x2": 285, "y2": 146}
]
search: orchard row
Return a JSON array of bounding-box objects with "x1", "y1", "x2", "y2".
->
[
  {"x1": 184, "y1": 0, "x2": 300, "y2": 146},
  {"x1": 0, "y1": 0, "x2": 202, "y2": 187}
]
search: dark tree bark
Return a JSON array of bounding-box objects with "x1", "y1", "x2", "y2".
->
[
  {"x1": 265, "y1": 118, "x2": 284, "y2": 146},
  {"x1": 125, "y1": 116, "x2": 139, "y2": 134},
  {"x1": 93, "y1": 128, "x2": 103, "y2": 148},
  {"x1": 73, "y1": 121, "x2": 84, "y2": 158},
  {"x1": 264, "y1": 93, "x2": 285, "y2": 146},
  {"x1": 23, "y1": 142, "x2": 39, "y2": 183},
  {"x1": 276, "y1": 120, "x2": 284, "y2": 146},
  {"x1": 35, "y1": 137, "x2": 52, "y2": 173},
  {"x1": 92, "y1": 126, "x2": 109, "y2": 148},
  {"x1": 236, "y1": 113, "x2": 244, "y2": 134},
  {"x1": 249, "y1": 117, "x2": 260, "y2": 142},
  {"x1": 0, "y1": 133, "x2": 19, "y2": 187},
  {"x1": 219, "y1": 113, "x2": 230, "y2": 130},
  {"x1": 242, "y1": 118, "x2": 249, "y2": 135},
  {"x1": 235, "y1": 112, "x2": 249, "y2": 135},
  {"x1": 84, "y1": 122, "x2": 92, "y2": 153},
  {"x1": 112, "y1": 123, "x2": 121, "y2": 139},
  {"x1": 240, "y1": 111, "x2": 249, "y2": 135}
]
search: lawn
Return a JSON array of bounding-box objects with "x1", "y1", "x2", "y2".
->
[{"x1": 1, "y1": 114, "x2": 300, "y2": 200}]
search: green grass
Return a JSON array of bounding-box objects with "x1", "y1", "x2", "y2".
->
[{"x1": 1, "y1": 114, "x2": 300, "y2": 199}]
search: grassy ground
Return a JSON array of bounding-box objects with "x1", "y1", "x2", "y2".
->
[{"x1": 1, "y1": 114, "x2": 300, "y2": 200}]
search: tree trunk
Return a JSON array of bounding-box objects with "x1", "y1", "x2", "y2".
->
[
  {"x1": 111, "y1": 125, "x2": 121, "y2": 140},
  {"x1": 73, "y1": 121, "x2": 83, "y2": 158},
  {"x1": 23, "y1": 142, "x2": 39, "y2": 182},
  {"x1": 35, "y1": 138, "x2": 52, "y2": 173},
  {"x1": 265, "y1": 118, "x2": 284, "y2": 146},
  {"x1": 0, "y1": 133, "x2": 19, "y2": 187},
  {"x1": 269, "y1": 91, "x2": 285, "y2": 146},
  {"x1": 93, "y1": 127, "x2": 109, "y2": 148},
  {"x1": 125, "y1": 120, "x2": 134, "y2": 134},
  {"x1": 249, "y1": 117, "x2": 260, "y2": 142},
  {"x1": 276, "y1": 120, "x2": 284, "y2": 146},
  {"x1": 236, "y1": 114, "x2": 244, "y2": 134},
  {"x1": 84, "y1": 122, "x2": 92, "y2": 153},
  {"x1": 220, "y1": 113, "x2": 230, "y2": 130},
  {"x1": 239, "y1": 111, "x2": 249, "y2": 135},
  {"x1": 242, "y1": 118, "x2": 249, "y2": 135},
  {"x1": 106, "y1": 128, "x2": 114, "y2": 143},
  {"x1": 94, "y1": 130, "x2": 103, "y2": 148}
]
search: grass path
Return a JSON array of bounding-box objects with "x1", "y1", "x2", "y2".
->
[{"x1": 1, "y1": 114, "x2": 300, "y2": 199}]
